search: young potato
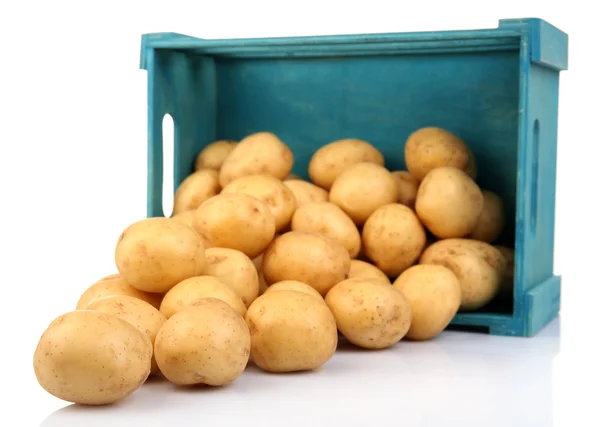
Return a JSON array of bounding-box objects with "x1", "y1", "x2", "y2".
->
[
  {"x1": 494, "y1": 245, "x2": 515, "y2": 299},
  {"x1": 264, "y1": 280, "x2": 324, "y2": 300},
  {"x1": 404, "y1": 126, "x2": 477, "y2": 181},
  {"x1": 283, "y1": 179, "x2": 329, "y2": 207},
  {"x1": 415, "y1": 166, "x2": 484, "y2": 238},
  {"x1": 391, "y1": 170, "x2": 419, "y2": 209},
  {"x1": 329, "y1": 162, "x2": 397, "y2": 226},
  {"x1": 252, "y1": 254, "x2": 269, "y2": 296},
  {"x1": 172, "y1": 169, "x2": 221, "y2": 215},
  {"x1": 76, "y1": 274, "x2": 163, "y2": 310},
  {"x1": 420, "y1": 238, "x2": 506, "y2": 311},
  {"x1": 362, "y1": 203, "x2": 427, "y2": 277},
  {"x1": 87, "y1": 295, "x2": 166, "y2": 375},
  {"x1": 194, "y1": 139, "x2": 237, "y2": 171},
  {"x1": 33, "y1": 311, "x2": 152, "y2": 405},
  {"x1": 219, "y1": 132, "x2": 294, "y2": 187},
  {"x1": 194, "y1": 193, "x2": 276, "y2": 259},
  {"x1": 308, "y1": 138, "x2": 384, "y2": 190},
  {"x1": 262, "y1": 231, "x2": 351, "y2": 296},
  {"x1": 160, "y1": 275, "x2": 246, "y2": 318},
  {"x1": 468, "y1": 190, "x2": 506, "y2": 243},
  {"x1": 291, "y1": 201, "x2": 361, "y2": 258},
  {"x1": 393, "y1": 265, "x2": 461, "y2": 340},
  {"x1": 246, "y1": 290, "x2": 337, "y2": 373},
  {"x1": 203, "y1": 247, "x2": 259, "y2": 307},
  {"x1": 221, "y1": 174, "x2": 297, "y2": 232},
  {"x1": 347, "y1": 260, "x2": 391, "y2": 284},
  {"x1": 325, "y1": 278, "x2": 412, "y2": 349},
  {"x1": 155, "y1": 298, "x2": 251, "y2": 386}
]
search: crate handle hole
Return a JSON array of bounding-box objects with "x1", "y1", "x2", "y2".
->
[
  {"x1": 530, "y1": 119, "x2": 540, "y2": 233},
  {"x1": 162, "y1": 113, "x2": 174, "y2": 218}
]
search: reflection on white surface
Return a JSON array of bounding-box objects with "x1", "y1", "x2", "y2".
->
[{"x1": 40, "y1": 319, "x2": 560, "y2": 427}]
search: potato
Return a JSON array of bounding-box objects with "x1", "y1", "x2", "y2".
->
[
  {"x1": 115, "y1": 217, "x2": 205, "y2": 293},
  {"x1": 219, "y1": 132, "x2": 293, "y2": 187},
  {"x1": 159, "y1": 275, "x2": 246, "y2": 318},
  {"x1": 246, "y1": 290, "x2": 337, "y2": 372},
  {"x1": 468, "y1": 190, "x2": 506, "y2": 243},
  {"x1": 194, "y1": 139, "x2": 237, "y2": 171},
  {"x1": 291, "y1": 201, "x2": 361, "y2": 258},
  {"x1": 393, "y1": 265, "x2": 461, "y2": 340},
  {"x1": 325, "y1": 278, "x2": 412, "y2": 349},
  {"x1": 264, "y1": 280, "x2": 324, "y2": 300},
  {"x1": 347, "y1": 260, "x2": 390, "y2": 284},
  {"x1": 33, "y1": 310, "x2": 152, "y2": 405},
  {"x1": 283, "y1": 179, "x2": 329, "y2": 207},
  {"x1": 262, "y1": 231, "x2": 351, "y2": 296},
  {"x1": 420, "y1": 238, "x2": 506, "y2": 311},
  {"x1": 494, "y1": 245, "x2": 515, "y2": 299},
  {"x1": 172, "y1": 169, "x2": 221, "y2": 215},
  {"x1": 203, "y1": 247, "x2": 259, "y2": 307},
  {"x1": 252, "y1": 254, "x2": 269, "y2": 296},
  {"x1": 329, "y1": 162, "x2": 397, "y2": 226},
  {"x1": 285, "y1": 173, "x2": 303, "y2": 181},
  {"x1": 404, "y1": 126, "x2": 477, "y2": 181},
  {"x1": 194, "y1": 193, "x2": 276, "y2": 259},
  {"x1": 87, "y1": 295, "x2": 166, "y2": 374},
  {"x1": 362, "y1": 203, "x2": 427, "y2": 277},
  {"x1": 308, "y1": 138, "x2": 384, "y2": 190},
  {"x1": 170, "y1": 210, "x2": 196, "y2": 228},
  {"x1": 221, "y1": 174, "x2": 297, "y2": 232},
  {"x1": 155, "y1": 298, "x2": 251, "y2": 386},
  {"x1": 76, "y1": 274, "x2": 163, "y2": 310},
  {"x1": 391, "y1": 171, "x2": 419, "y2": 209},
  {"x1": 415, "y1": 166, "x2": 484, "y2": 238}
]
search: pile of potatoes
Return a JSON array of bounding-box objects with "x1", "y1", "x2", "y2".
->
[{"x1": 33, "y1": 127, "x2": 515, "y2": 406}]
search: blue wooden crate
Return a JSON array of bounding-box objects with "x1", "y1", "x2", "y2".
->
[{"x1": 140, "y1": 18, "x2": 568, "y2": 337}]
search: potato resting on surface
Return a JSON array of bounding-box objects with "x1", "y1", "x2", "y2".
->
[
  {"x1": 194, "y1": 139, "x2": 237, "y2": 171},
  {"x1": 283, "y1": 179, "x2": 329, "y2": 207},
  {"x1": 347, "y1": 260, "x2": 391, "y2": 284},
  {"x1": 468, "y1": 190, "x2": 506, "y2": 243},
  {"x1": 172, "y1": 169, "x2": 221, "y2": 215}
]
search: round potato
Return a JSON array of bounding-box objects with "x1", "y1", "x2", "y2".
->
[
  {"x1": 391, "y1": 170, "x2": 419, "y2": 209},
  {"x1": 115, "y1": 217, "x2": 206, "y2": 293},
  {"x1": 194, "y1": 139, "x2": 237, "y2": 171},
  {"x1": 415, "y1": 166, "x2": 484, "y2": 239},
  {"x1": 420, "y1": 238, "x2": 506, "y2": 311},
  {"x1": 76, "y1": 274, "x2": 163, "y2": 310},
  {"x1": 308, "y1": 138, "x2": 384, "y2": 190},
  {"x1": 219, "y1": 132, "x2": 294, "y2": 187},
  {"x1": 468, "y1": 190, "x2": 506, "y2": 243},
  {"x1": 329, "y1": 162, "x2": 397, "y2": 226},
  {"x1": 404, "y1": 126, "x2": 477, "y2": 181},
  {"x1": 194, "y1": 193, "x2": 276, "y2": 259},
  {"x1": 155, "y1": 298, "x2": 251, "y2": 386},
  {"x1": 283, "y1": 179, "x2": 329, "y2": 207},
  {"x1": 347, "y1": 260, "x2": 390, "y2": 284},
  {"x1": 87, "y1": 295, "x2": 166, "y2": 374},
  {"x1": 33, "y1": 310, "x2": 152, "y2": 405},
  {"x1": 160, "y1": 275, "x2": 246, "y2": 318},
  {"x1": 221, "y1": 174, "x2": 297, "y2": 232},
  {"x1": 362, "y1": 203, "x2": 427, "y2": 277},
  {"x1": 246, "y1": 290, "x2": 337, "y2": 372},
  {"x1": 291, "y1": 201, "x2": 361, "y2": 258},
  {"x1": 264, "y1": 280, "x2": 324, "y2": 300},
  {"x1": 325, "y1": 278, "x2": 412, "y2": 349},
  {"x1": 172, "y1": 169, "x2": 221, "y2": 215},
  {"x1": 252, "y1": 254, "x2": 269, "y2": 296},
  {"x1": 393, "y1": 265, "x2": 461, "y2": 340},
  {"x1": 494, "y1": 245, "x2": 515, "y2": 299},
  {"x1": 262, "y1": 231, "x2": 351, "y2": 296},
  {"x1": 203, "y1": 247, "x2": 259, "y2": 307}
]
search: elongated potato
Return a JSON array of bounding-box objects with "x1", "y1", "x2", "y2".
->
[
  {"x1": 347, "y1": 260, "x2": 390, "y2": 284},
  {"x1": 283, "y1": 179, "x2": 329, "y2": 206},
  {"x1": 172, "y1": 169, "x2": 221, "y2": 215},
  {"x1": 468, "y1": 190, "x2": 506, "y2": 243},
  {"x1": 194, "y1": 139, "x2": 237, "y2": 171},
  {"x1": 391, "y1": 171, "x2": 419, "y2": 209}
]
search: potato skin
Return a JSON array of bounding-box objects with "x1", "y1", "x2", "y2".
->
[
  {"x1": 194, "y1": 193, "x2": 276, "y2": 259},
  {"x1": 33, "y1": 311, "x2": 152, "y2": 405},
  {"x1": 252, "y1": 254, "x2": 269, "y2": 296},
  {"x1": 246, "y1": 290, "x2": 337, "y2": 373},
  {"x1": 415, "y1": 166, "x2": 484, "y2": 239},
  {"x1": 172, "y1": 169, "x2": 221, "y2": 215},
  {"x1": 419, "y1": 238, "x2": 506, "y2": 311},
  {"x1": 283, "y1": 179, "x2": 329, "y2": 207},
  {"x1": 291, "y1": 201, "x2": 361, "y2": 258},
  {"x1": 265, "y1": 280, "x2": 324, "y2": 300},
  {"x1": 362, "y1": 203, "x2": 427, "y2": 277},
  {"x1": 494, "y1": 245, "x2": 514, "y2": 299},
  {"x1": 391, "y1": 171, "x2": 419, "y2": 209},
  {"x1": 325, "y1": 278, "x2": 412, "y2": 349},
  {"x1": 393, "y1": 265, "x2": 461, "y2": 340},
  {"x1": 308, "y1": 138, "x2": 384, "y2": 190},
  {"x1": 468, "y1": 190, "x2": 506, "y2": 243},
  {"x1": 76, "y1": 274, "x2": 163, "y2": 310},
  {"x1": 219, "y1": 132, "x2": 294, "y2": 187},
  {"x1": 194, "y1": 140, "x2": 237, "y2": 171},
  {"x1": 154, "y1": 298, "x2": 251, "y2": 386},
  {"x1": 347, "y1": 260, "x2": 391, "y2": 284},
  {"x1": 262, "y1": 231, "x2": 351, "y2": 296},
  {"x1": 115, "y1": 217, "x2": 206, "y2": 293}
]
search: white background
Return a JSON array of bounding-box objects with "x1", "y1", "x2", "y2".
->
[{"x1": 1, "y1": 1, "x2": 598, "y2": 426}]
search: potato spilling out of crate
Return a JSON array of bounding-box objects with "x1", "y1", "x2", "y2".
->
[{"x1": 34, "y1": 127, "x2": 514, "y2": 406}]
